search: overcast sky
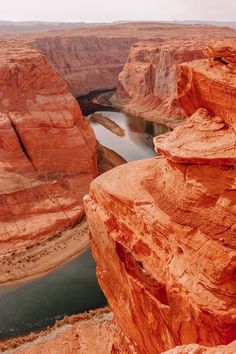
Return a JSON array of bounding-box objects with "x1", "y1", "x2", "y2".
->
[{"x1": 1, "y1": 0, "x2": 236, "y2": 23}]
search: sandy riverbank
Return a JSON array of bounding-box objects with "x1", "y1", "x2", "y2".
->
[
  {"x1": 90, "y1": 113, "x2": 125, "y2": 136},
  {"x1": 0, "y1": 217, "x2": 90, "y2": 284}
]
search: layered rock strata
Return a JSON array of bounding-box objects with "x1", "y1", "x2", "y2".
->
[
  {"x1": 32, "y1": 23, "x2": 235, "y2": 97},
  {"x1": 116, "y1": 32, "x2": 236, "y2": 126},
  {"x1": 84, "y1": 41, "x2": 236, "y2": 353},
  {"x1": 0, "y1": 40, "x2": 96, "y2": 258},
  {"x1": 116, "y1": 41, "x2": 204, "y2": 126},
  {"x1": 35, "y1": 35, "x2": 136, "y2": 97}
]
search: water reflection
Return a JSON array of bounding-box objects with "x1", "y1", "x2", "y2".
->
[
  {"x1": 0, "y1": 110, "x2": 170, "y2": 339},
  {"x1": 90, "y1": 111, "x2": 171, "y2": 162},
  {"x1": 0, "y1": 250, "x2": 106, "y2": 338}
]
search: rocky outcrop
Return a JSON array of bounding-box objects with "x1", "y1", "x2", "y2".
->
[
  {"x1": 0, "y1": 39, "x2": 96, "y2": 257},
  {"x1": 84, "y1": 41, "x2": 236, "y2": 353},
  {"x1": 116, "y1": 29, "x2": 236, "y2": 126},
  {"x1": 116, "y1": 41, "x2": 205, "y2": 126},
  {"x1": 178, "y1": 42, "x2": 236, "y2": 123},
  {"x1": 32, "y1": 23, "x2": 235, "y2": 98}
]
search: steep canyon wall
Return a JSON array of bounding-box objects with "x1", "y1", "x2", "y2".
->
[
  {"x1": 35, "y1": 35, "x2": 136, "y2": 97},
  {"x1": 116, "y1": 27, "x2": 236, "y2": 126},
  {"x1": 84, "y1": 41, "x2": 236, "y2": 353},
  {"x1": 0, "y1": 39, "x2": 96, "y2": 257},
  {"x1": 32, "y1": 23, "x2": 236, "y2": 99}
]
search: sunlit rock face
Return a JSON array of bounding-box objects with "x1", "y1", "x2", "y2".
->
[
  {"x1": 163, "y1": 340, "x2": 236, "y2": 354},
  {"x1": 84, "y1": 40, "x2": 236, "y2": 353},
  {"x1": 0, "y1": 40, "x2": 97, "y2": 254}
]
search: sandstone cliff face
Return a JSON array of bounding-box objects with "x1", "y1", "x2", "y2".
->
[
  {"x1": 32, "y1": 23, "x2": 235, "y2": 98},
  {"x1": 116, "y1": 29, "x2": 236, "y2": 126},
  {"x1": 84, "y1": 41, "x2": 236, "y2": 353},
  {"x1": 117, "y1": 41, "x2": 205, "y2": 125},
  {"x1": 178, "y1": 42, "x2": 236, "y2": 124},
  {"x1": 35, "y1": 35, "x2": 136, "y2": 97},
  {"x1": 163, "y1": 341, "x2": 236, "y2": 354},
  {"x1": 0, "y1": 40, "x2": 96, "y2": 255}
]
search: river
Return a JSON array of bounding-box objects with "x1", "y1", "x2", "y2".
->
[{"x1": 0, "y1": 108, "x2": 170, "y2": 339}]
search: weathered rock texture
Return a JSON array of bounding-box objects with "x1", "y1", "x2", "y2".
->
[
  {"x1": 84, "y1": 40, "x2": 236, "y2": 353},
  {"x1": 0, "y1": 40, "x2": 96, "y2": 256},
  {"x1": 32, "y1": 23, "x2": 235, "y2": 97},
  {"x1": 116, "y1": 28, "x2": 236, "y2": 126},
  {"x1": 163, "y1": 340, "x2": 236, "y2": 354},
  {"x1": 116, "y1": 41, "x2": 205, "y2": 126},
  {"x1": 35, "y1": 35, "x2": 136, "y2": 97},
  {"x1": 178, "y1": 42, "x2": 236, "y2": 124},
  {"x1": 1, "y1": 308, "x2": 114, "y2": 354}
]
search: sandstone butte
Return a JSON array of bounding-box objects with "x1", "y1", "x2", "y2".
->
[
  {"x1": 84, "y1": 40, "x2": 236, "y2": 353},
  {"x1": 0, "y1": 39, "x2": 96, "y2": 260}
]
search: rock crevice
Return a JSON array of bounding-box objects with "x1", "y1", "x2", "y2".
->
[{"x1": 7, "y1": 113, "x2": 37, "y2": 171}]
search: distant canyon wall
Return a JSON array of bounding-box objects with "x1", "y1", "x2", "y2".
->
[
  {"x1": 116, "y1": 40, "x2": 205, "y2": 126},
  {"x1": 114, "y1": 27, "x2": 236, "y2": 126},
  {"x1": 35, "y1": 35, "x2": 137, "y2": 97},
  {"x1": 33, "y1": 23, "x2": 235, "y2": 101}
]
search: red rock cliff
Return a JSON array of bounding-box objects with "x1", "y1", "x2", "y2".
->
[
  {"x1": 116, "y1": 28, "x2": 236, "y2": 126},
  {"x1": 84, "y1": 41, "x2": 236, "y2": 353},
  {"x1": 117, "y1": 40, "x2": 205, "y2": 126},
  {"x1": 35, "y1": 35, "x2": 136, "y2": 97},
  {"x1": 0, "y1": 39, "x2": 96, "y2": 255},
  {"x1": 32, "y1": 23, "x2": 235, "y2": 98}
]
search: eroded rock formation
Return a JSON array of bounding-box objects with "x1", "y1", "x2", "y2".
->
[
  {"x1": 115, "y1": 29, "x2": 236, "y2": 126},
  {"x1": 84, "y1": 41, "x2": 236, "y2": 353},
  {"x1": 31, "y1": 23, "x2": 235, "y2": 98},
  {"x1": 35, "y1": 35, "x2": 136, "y2": 97},
  {"x1": 0, "y1": 40, "x2": 96, "y2": 258},
  {"x1": 116, "y1": 40, "x2": 205, "y2": 126}
]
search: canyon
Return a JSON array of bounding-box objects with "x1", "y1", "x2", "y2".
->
[
  {"x1": 113, "y1": 26, "x2": 236, "y2": 127},
  {"x1": 0, "y1": 39, "x2": 97, "y2": 281},
  {"x1": 115, "y1": 40, "x2": 205, "y2": 127},
  {"x1": 0, "y1": 21, "x2": 236, "y2": 353},
  {"x1": 0, "y1": 22, "x2": 233, "y2": 279},
  {"x1": 29, "y1": 22, "x2": 236, "y2": 97},
  {"x1": 84, "y1": 41, "x2": 236, "y2": 353}
]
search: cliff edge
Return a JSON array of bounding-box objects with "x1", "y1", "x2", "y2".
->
[{"x1": 84, "y1": 41, "x2": 236, "y2": 353}]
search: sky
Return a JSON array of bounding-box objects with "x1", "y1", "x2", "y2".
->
[{"x1": 0, "y1": 0, "x2": 236, "y2": 23}]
